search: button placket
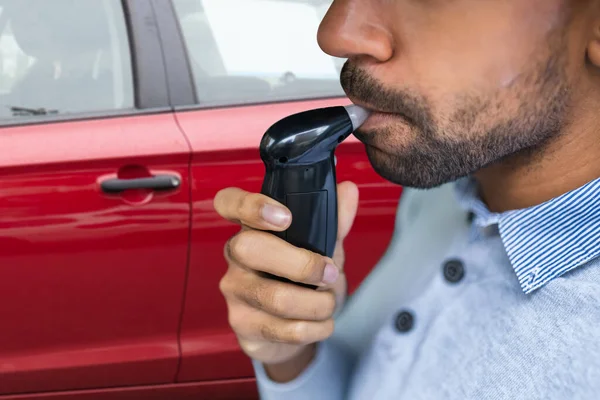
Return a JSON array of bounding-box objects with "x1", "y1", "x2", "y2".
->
[{"x1": 383, "y1": 240, "x2": 472, "y2": 363}]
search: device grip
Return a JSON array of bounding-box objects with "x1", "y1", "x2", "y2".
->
[{"x1": 261, "y1": 157, "x2": 338, "y2": 289}]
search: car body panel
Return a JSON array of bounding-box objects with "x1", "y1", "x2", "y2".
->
[
  {"x1": 0, "y1": 379, "x2": 258, "y2": 400},
  {"x1": 0, "y1": 114, "x2": 190, "y2": 394}
]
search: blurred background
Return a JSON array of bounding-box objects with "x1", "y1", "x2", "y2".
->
[{"x1": 0, "y1": 0, "x2": 346, "y2": 116}]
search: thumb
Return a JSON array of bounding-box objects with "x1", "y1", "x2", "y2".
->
[{"x1": 336, "y1": 181, "x2": 359, "y2": 241}]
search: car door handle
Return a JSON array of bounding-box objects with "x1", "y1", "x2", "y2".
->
[{"x1": 100, "y1": 174, "x2": 181, "y2": 194}]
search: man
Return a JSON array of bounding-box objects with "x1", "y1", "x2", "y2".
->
[{"x1": 213, "y1": 0, "x2": 600, "y2": 398}]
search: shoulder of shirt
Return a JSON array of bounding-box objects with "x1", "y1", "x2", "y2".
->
[
  {"x1": 455, "y1": 257, "x2": 600, "y2": 384},
  {"x1": 333, "y1": 181, "x2": 471, "y2": 356},
  {"x1": 407, "y1": 257, "x2": 600, "y2": 398},
  {"x1": 532, "y1": 256, "x2": 600, "y2": 299},
  {"x1": 333, "y1": 181, "x2": 600, "y2": 358},
  {"x1": 471, "y1": 255, "x2": 600, "y2": 316}
]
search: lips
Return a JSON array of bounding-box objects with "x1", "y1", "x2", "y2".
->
[
  {"x1": 347, "y1": 97, "x2": 412, "y2": 130},
  {"x1": 360, "y1": 111, "x2": 403, "y2": 130}
]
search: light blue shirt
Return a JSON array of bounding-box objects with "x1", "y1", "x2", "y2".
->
[{"x1": 252, "y1": 177, "x2": 600, "y2": 399}]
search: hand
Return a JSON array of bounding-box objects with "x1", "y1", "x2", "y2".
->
[{"x1": 214, "y1": 182, "x2": 359, "y2": 375}]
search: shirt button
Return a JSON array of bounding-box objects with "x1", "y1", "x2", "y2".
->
[
  {"x1": 394, "y1": 310, "x2": 414, "y2": 333},
  {"x1": 467, "y1": 211, "x2": 475, "y2": 223},
  {"x1": 443, "y1": 259, "x2": 465, "y2": 284}
]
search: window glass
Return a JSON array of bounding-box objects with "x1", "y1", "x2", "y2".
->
[
  {"x1": 0, "y1": 0, "x2": 134, "y2": 120},
  {"x1": 173, "y1": 0, "x2": 346, "y2": 107}
]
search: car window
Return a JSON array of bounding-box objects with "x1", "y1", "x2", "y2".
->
[
  {"x1": 0, "y1": 0, "x2": 134, "y2": 120},
  {"x1": 172, "y1": 0, "x2": 346, "y2": 107}
]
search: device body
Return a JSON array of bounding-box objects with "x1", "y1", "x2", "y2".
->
[{"x1": 259, "y1": 105, "x2": 369, "y2": 288}]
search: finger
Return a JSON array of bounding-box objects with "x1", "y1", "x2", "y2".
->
[
  {"x1": 336, "y1": 181, "x2": 359, "y2": 241},
  {"x1": 236, "y1": 338, "x2": 306, "y2": 365},
  {"x1": 214, "y1": 187, "x2": 292, "y2": 231},
  {"x1": 226, "y1": 229, "x2": 341, "y2": 286},
  {"x1": 233, "y1": 270, "x2": 337, "y2": 321},
  {"x1": 228, "y1": 303, "x2": 335, "y2": 345}
]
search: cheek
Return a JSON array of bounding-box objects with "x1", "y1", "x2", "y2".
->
[{"x1": 380, "y1": 0, "x2": 565, "y2": 107}]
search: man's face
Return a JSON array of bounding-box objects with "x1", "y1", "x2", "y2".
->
[{"x1": 318, "y1": 0, "x2": 581, "y2": 188}]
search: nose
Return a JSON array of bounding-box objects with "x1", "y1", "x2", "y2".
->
[{"x1": 317, "y1": 0, "x2": 394, "y2": 63}]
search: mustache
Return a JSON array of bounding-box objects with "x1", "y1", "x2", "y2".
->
[{"x1": 339, "y1": 61, "x2": 431, "y2": 127}]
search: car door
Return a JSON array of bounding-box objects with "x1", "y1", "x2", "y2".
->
[
  {"x1": 167, "y1": 0, "x2": 403, "y2": 390},
  {"x1": 0, "y1": 0, "x2": 192, "y2": 395}
]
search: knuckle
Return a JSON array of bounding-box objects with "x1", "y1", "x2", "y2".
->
[
  {"x1": 237, "y1": 192, "x2": 261, "y2": 221},
  {"x1": 214, "y1": 188, "x2": 240, "y2": 216},
  {"x1": 287, "y1": 320, "x2": 334, "y2": 344},
  {"x1": 315, "y1": 292, "x2": 337, "y2": 320},
  {"x1": 218, "y1": 272, "x2": 236, "y2": 299},
  {"x1": 213, "y1": 189, "x2": 227, "y2": 214},
  {"x1": 218, "y1": 275, "x2": 229, "y2": 296},
  {"x1": 219, "y1": 275, "x2": 240, "y2": 306},
  {"x1": 260, "y1": 322, "x2": 282, "y2": 342},
  {"x1": 224, "y1": 230, "x2": 246, "y2": 264},
  {"x1": 246, "y1": 280, "x2": 289, "y2": 317},
  {"x1": 227, "y1": 308, "x2": 244, "y2": 332},
  {"x1": 322, "y1": 319, "x2": 335, "y2": 337},
  {"x1": 269, "y1": 286, "x2": 290, "y2": 315},
  {"x1": 223, "y1": 236, "x2": 234, "y2": 262},
  {"x1": 287, "y1": 322, "x2": 311, "y2": 344},
  {"x1": 229, "y1": 230, "x2": 258, "y2": 263},
  {"x1": 244, "y1": 279, "x2": 267, "y2": 310},
  {"x1": 297, "y1": 250, "x2": 324, "y2": 283},
  {"x1": 238, "y1": 338, "x2": 267, "y2": 357}
]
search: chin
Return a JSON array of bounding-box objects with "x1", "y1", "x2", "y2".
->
[
  {"x1": 363, "y1": 145, "x2": 404, "y2": 186},
  {"x1": 363, "y1": 144, "x2": 450, "y2": 189}
]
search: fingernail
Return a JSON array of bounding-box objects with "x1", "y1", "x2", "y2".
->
[
  {"x1": 322, "y1": 264, "x2": 339, "y2": 285},
  {"x1": 262, "y1": 204, "x2": 291, "y2": 227}
]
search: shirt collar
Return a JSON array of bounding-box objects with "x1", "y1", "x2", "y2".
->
[{"x1": 454, "y1": 176, "x2": 600, "y2": 294}]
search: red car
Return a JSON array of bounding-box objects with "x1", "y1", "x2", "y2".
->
[{"x1": 0, "y1": 0, "x2": 402, "y2": 398}]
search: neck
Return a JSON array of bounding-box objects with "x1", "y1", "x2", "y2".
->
[{"x1": 475, "y1": 102, "x2": 600, "y2": 213}]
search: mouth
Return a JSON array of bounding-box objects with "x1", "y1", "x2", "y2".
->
[
  {"x1": 346, "y1": 96, "x2": 390, "y2": 115},
  {"x1": 360, "y1": 111, "x2": 405, "y2": 130},
  {"x1": 346, "y1": 96, "x2": 413, "y2": 131}
]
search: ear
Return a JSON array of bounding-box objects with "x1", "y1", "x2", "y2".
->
[{"x1": 587, "y1": 22, "x2": 600, "y2": 67}]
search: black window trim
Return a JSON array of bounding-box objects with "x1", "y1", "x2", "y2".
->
[
  {"x1": 172, "y1": 94, "x2": 349, "y2": 114},
  {"x1": 0, "y1": 0, "x2": 173, "y2": 129},
  {"x1": 150, "y1": 0, "x2": 197, "y2": 107}
]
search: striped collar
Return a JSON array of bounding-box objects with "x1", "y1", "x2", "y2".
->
[{"x1": 454, "y1": 176, "x2": 600, "y2": 294}]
